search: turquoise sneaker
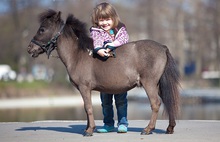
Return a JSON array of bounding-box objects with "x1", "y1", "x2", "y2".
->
[
  {"x1": 97, "y1": 125, "x2": 114, "y2": 133},
  {"x1": 117, "y1": 125, "x2": 127, "y2": 133}
]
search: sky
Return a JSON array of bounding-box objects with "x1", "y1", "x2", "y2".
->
[
  {"x1": 0, "y1": 0, "x2": 135, "y2": 14},
  {"x1": 0, "y1": 1, "x2": 9, "y2": 13},
  {"x1": 0, "y1": 0, "x2": 52, "y2": 13}
]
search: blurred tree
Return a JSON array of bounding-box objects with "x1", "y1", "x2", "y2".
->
[
  {"x1": 209, "y1": 0, "x2": 220, "y2": 85},
  {"x1": 9, "y1": 0, "x2": 22, "y2": 71},
  {"x1": 0, "y1": 0, "x2": 219, "y2": 87}
]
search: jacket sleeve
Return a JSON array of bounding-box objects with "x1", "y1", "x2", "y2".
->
[
  {"x1": 113, "y1": 27, "x2": 129, "y2": 47},
  {"x1": 90, "y1": 30, "x2": 104, "y2": 49}
]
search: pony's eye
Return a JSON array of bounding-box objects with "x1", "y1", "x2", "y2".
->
[{"x1": 39, "y1": 27, "x2": 45, "y2": 34}]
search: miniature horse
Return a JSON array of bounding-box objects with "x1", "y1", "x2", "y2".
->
[{"x1": 27, "y1": 9, "x2": 180, "y2": 136}]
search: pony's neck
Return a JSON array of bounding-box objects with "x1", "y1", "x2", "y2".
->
[{"x1": 56, "y1": 36, "x2": 79, "y2": 69}]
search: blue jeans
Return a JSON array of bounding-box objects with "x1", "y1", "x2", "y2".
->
[{"x1": 100, "y1": 92, "x2": 128, "y2": 127}]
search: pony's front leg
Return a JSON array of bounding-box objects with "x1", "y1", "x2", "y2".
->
[{"x1": 79, "y1": 88, "x2": 96, "y2": 136}]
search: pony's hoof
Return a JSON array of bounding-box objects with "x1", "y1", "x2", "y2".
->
[
  {"x1": 140, "y1": 129, "x2": 151, "y2": 135},
  {"x1": 83, "y1": 131, "x2": 93, "y2": 137},
  {"x1": 166, "y1": 126, "x2": 174, "y2": 134},
  {"x1": 166, "y1": 130, "x2": 174, "y2": 134}
]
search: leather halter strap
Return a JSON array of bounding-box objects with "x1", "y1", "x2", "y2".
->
[{"x1": 31, "y1": 24, "x2": 65, "y2": 59}]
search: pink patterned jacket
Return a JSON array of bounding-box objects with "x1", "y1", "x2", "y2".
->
[{"x1": 90, "y1": 22, "x2": 129, "y2": 49}]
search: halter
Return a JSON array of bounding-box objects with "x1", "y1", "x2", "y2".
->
[{"x1": 31, "y1": 23, "x2": 65, "y2": 59}]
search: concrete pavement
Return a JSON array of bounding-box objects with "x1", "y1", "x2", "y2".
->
[{"x1": 1, "y1": 120, "x2": 219, "y2": 142}]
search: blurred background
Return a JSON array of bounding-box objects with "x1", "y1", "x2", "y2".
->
[{"x1": 0, "y1": 0, "x2": 220, "y2": 122}]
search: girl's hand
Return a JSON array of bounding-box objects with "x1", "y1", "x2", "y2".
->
[
  {"x1": 97, "y1": 49, "x2": 110, "y2": 57},
  {"x1": 106, "y1": 48, "x2": 111, "y2": 52}
]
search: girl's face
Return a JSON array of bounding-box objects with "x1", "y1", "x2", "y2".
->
[{"x1": 98, "y1": 18, "x2": 114, "y2": 32}]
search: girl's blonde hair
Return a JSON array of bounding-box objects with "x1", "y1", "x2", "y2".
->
[{"x1": 91, "y1": 2, "x2": 120, "y2": 28}]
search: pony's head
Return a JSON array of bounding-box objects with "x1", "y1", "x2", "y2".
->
[
  {"x1": 28, "y1": 9, "x2": 94, "y2": 59},
  {"x1": 27, "y1": 9, "x2": 64, "y2": 58}
]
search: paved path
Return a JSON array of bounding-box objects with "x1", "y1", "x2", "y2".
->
[{"x1": 1, "y1": 120, "x2": 219, "y2": 142}]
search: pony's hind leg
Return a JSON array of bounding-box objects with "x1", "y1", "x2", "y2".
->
[
  {"x1": 166, "y1": 112, "x2": 176, "y2": 134},
  {"x1": 141, "y1": 82, "x2": 161, "y2": 135}
]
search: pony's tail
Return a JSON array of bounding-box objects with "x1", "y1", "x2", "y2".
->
[{"x1": 159, "y1": 46, "x2": 180, "y2": 119}]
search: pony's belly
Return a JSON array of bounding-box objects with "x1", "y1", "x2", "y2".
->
[{"x1": 94, "y1": 76, "x2": 139, "y2": 94}]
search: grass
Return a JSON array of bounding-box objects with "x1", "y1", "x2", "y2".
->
[
  {"x1": 0, "y1": 80, "x2": 49, "y2": 90},
  {"x1": 0, "y1": 80, "x2": 76, "y2": 98}
]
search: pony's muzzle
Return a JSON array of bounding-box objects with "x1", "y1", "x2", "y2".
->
[{"x1": 27, "y1": 42, "x2": 43, "y2": 58}]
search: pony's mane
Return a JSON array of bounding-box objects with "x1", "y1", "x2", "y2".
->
[
  {"x1": 38, "y1": 9, "x2": 57, "y2": 23},
  {"x1": 64, "y1": 14, "x2": 93, "y2": 51},
  {"x1": 38, "y1": 10, "x2": 93, "y2": 51}
]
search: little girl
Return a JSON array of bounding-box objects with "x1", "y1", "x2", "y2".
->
[
  {"x1": 90, "y1": 2, "x2": 129, "y2": 133},
  {"x1": 90, "y1": 2, "x2": 129, "y2": 58}
]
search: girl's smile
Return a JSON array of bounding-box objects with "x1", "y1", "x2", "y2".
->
[{"x1": 98, "y1": 18, "x2": 114, "y2": 32}]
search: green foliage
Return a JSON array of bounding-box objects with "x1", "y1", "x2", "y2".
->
[{"x1": 0, "y1": 80, "x2": 49, "y2": 90}]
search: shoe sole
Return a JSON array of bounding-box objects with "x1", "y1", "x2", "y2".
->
[
  {"x1": 117, "y1": 131, "x2": 127, "y2": 133},
  {"x1": 97, "y1": 129, "x2": 114, "y2": 133}
]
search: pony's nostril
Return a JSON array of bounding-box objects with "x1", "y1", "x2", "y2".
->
[
  {"x1": 27, "y1": 44, "x2": 34, "y2": 54},
  {"x1": 27, "y1": 46, "x2": 31, "y2": 53}
]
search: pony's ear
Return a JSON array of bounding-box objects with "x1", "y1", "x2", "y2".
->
[{"x1": 55, "y1": 11, "x2": 61, "y2": 21}]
